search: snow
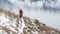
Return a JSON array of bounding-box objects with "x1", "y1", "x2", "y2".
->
[
  {"x1": 0, "y1": 12, "x2": 26, "y2": 34},
  {"x1": 0, "y1": 29, "x2": 8, "y2": 34},
  {"x1": 31, "y1": 31, "x2": 39, "y2": 34},
  {"x1": 17, "y1": 18, "x2": 25, "y2": 34}
]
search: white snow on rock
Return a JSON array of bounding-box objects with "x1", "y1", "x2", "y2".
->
[
  {"x1": 0, "y1": 12, "x2": 25, "y2": 34},
  {"x1": 0, "y1": 29, "x2": 8, "y2": 34}
]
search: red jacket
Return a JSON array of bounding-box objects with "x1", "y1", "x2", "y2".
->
[{"x1": 19, "y1": 9, "x2": 23, "y2": 14}]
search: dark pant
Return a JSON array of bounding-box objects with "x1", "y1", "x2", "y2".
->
[{"x1": 20, "y1": 14, "x2": 23, "y2": 18}]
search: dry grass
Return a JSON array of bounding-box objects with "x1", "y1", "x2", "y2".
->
[
  {"x1": 0, "y1": 8, "x2": 20, "y2": 28},
  {"x1": 0, "y1": 8, "x2": 19, "y2": 34},
  {"x1": 23, "y1": 17, "x2": 60, "y2": 34},
  {"x1": 0, "y1": 26, "x2": 17, "y2": 34},
  {"x1": 0, "y1": 8, "x2": 18, "y2": 18},
  {"x1": 0, "y1": 8, "x2": 60, "y2": 34}
]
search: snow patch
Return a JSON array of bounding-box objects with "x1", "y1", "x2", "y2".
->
[
  {"x1": 0, "y1": 29, "x2": 8, "y2": 34},
  {"x1": 0, "y1": 12, "x2": 26, "y2": 34}
]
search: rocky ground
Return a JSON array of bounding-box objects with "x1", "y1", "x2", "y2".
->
[{"x1": 0, "y1": 8, "x2": 60, "y2": 34}]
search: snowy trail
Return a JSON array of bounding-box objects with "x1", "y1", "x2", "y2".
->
[
  {"x1": 21, "y1": 18, "x2": 25, "y2": 29},
  {"x1": 18, "y1": 18, "x2": 25, "y2": 34}
]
